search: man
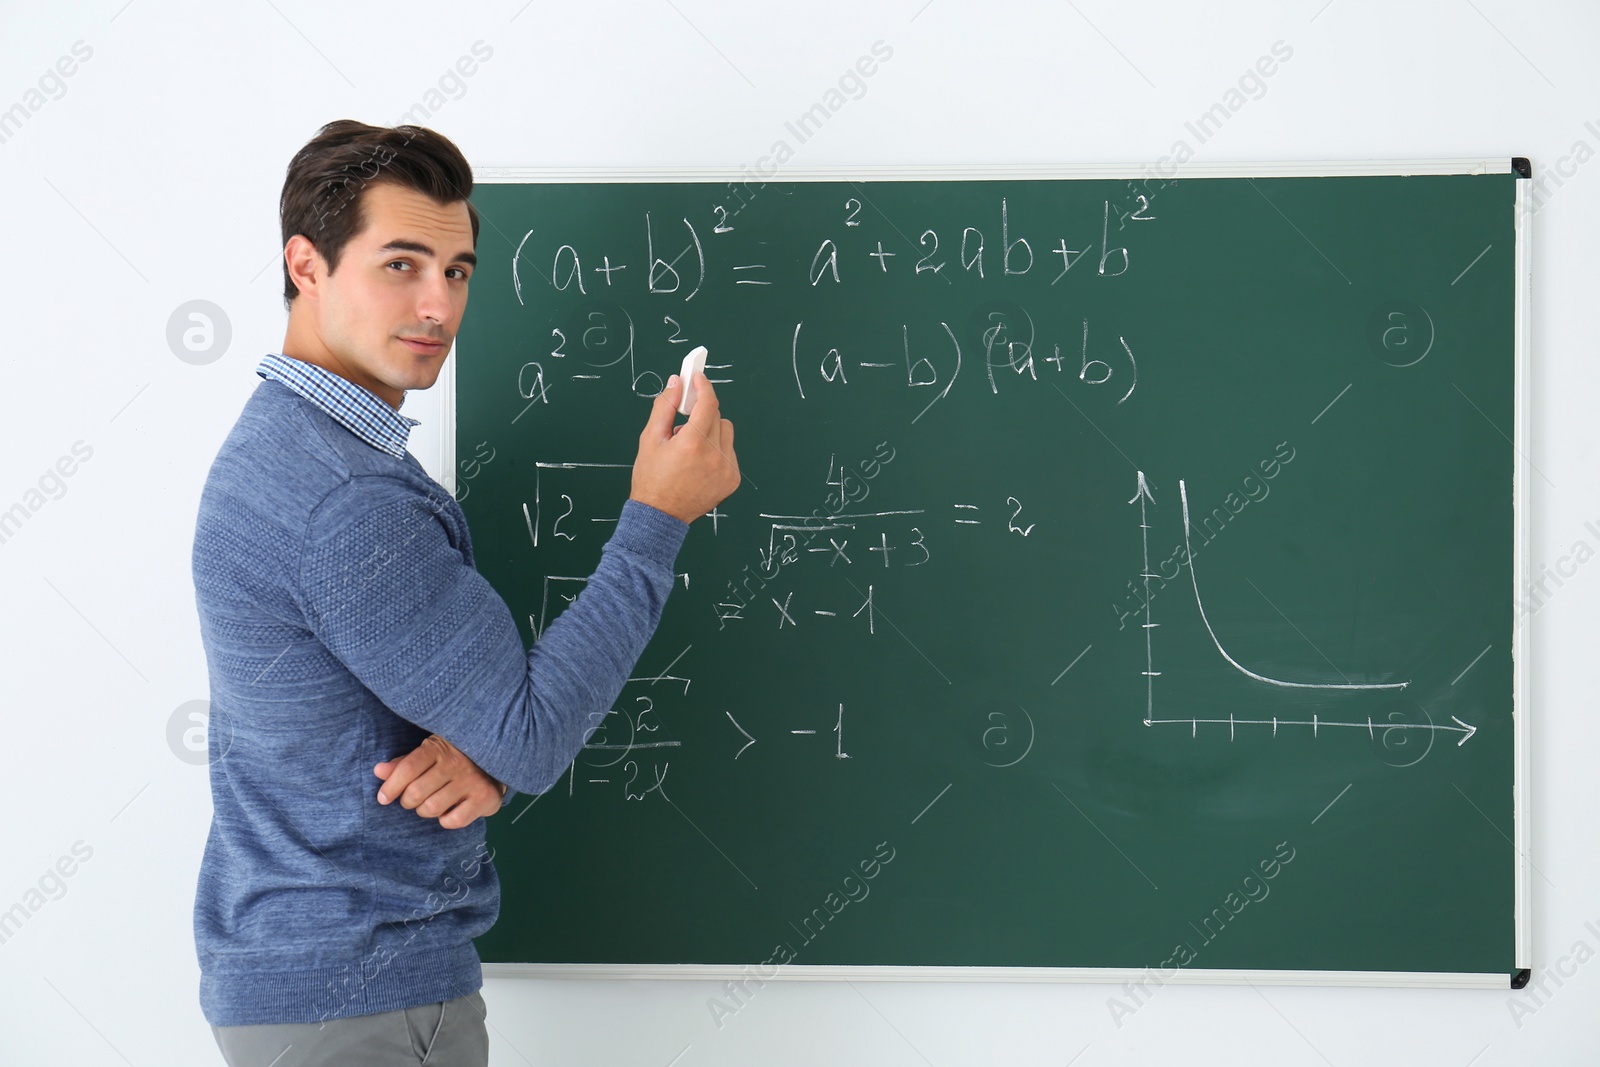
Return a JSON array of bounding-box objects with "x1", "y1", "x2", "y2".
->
[{"x1": 191, "y1": 119, "x2": 739, "y2": 1065}]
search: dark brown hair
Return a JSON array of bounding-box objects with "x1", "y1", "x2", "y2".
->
[{"x1": 279, "y1": 120, "x2": 480, "y2": 309}]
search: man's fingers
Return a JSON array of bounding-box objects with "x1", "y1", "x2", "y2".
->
[
  {"x1": 376, "y1": 746, "x2": 438, "y2": 804},
  {"x1": 374, "y1": 733, "x2": 503, "y2": 829},
  {"x1": 397, "y1": 765, "x2": 451, "y2": 810},
  {"x1": 435, "y1": 787, "x2": 502, "y2": 829},
  {"x1": 684, "y1": 370, "x2": 722, "y2": 438},
  {"x1": 642, "y1": 374, "x2": 683, "y2": 442},
  {"x1": 415, "y1": 778, "x2": 472, "y2": 820}
]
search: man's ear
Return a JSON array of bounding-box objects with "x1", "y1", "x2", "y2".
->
[{"x1": 284, "y1": 234, "x2": 326, "y2": 302}]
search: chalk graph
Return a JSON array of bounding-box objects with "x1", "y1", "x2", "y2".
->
[{"x1": 1132, "y1": 472, "x2": 1477, "y2": 748}]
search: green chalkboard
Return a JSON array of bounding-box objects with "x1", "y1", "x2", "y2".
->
[{"x1": 454, "y1": 164, "x2": 1529, "y2": 984}]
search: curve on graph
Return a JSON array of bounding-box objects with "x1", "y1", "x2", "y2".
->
[{"x1": 1178, "y1": 479, "x2": 1408, "y2": 691}]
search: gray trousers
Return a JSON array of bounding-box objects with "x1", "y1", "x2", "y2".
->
[{"x1": 211, "y1": 990, "x2": 488, "y2": 1067}]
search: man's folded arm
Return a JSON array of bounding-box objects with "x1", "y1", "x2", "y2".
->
[{"x1": 298, "y1": 476, "x2": 688, "y2": 796}]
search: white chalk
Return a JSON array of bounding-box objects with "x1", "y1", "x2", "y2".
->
[{"x1": 677, "y1": 346, "x2": 708, "y2": 416}]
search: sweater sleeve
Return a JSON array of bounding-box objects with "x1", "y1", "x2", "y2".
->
[{"x1": 297, "y1": 476, "x2": 688, "y2": 796}]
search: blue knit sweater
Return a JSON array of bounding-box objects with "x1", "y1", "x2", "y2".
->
[{"x1": 190, "y1": 361, "x2": 686, "y2": 1026}]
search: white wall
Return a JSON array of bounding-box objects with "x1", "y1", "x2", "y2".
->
[{"x1": 2, "y1": 1, "x2": 1595, "y2": 1063}]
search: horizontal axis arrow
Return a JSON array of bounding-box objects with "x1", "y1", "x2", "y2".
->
[{"x1": 1144, "y1": 714, "x2": 1477, "y2": 746}]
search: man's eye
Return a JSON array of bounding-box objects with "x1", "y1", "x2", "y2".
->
[
  {"x1": 388, "y1": 261, "x2": 413, "y2": 271},
  {"x1": 448, "y1": 268, "x2": 470, "y2": 281}
]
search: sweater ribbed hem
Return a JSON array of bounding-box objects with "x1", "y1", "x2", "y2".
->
[{"x1": 200, "y1": 941, "x2": 482, "y2": 1027}]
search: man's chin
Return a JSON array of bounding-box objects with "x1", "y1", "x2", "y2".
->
[
  {"x1": 377, "y1": 363, "x2": 444, "y2": 401},
  {"x1": 398, "y1": 368, "x2": 444, "y2": 396}
]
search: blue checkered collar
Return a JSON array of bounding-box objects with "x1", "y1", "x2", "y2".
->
[{"x1": 256, "y1": 353, "x2": 420, "y2": 459}]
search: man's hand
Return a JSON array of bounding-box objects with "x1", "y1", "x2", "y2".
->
[
  {"x1": 630, "y1": 370, "x2": 741, "y2": 524},
  {"x1": 374, "y1": 734, "x2": 505, "y2": 830}
]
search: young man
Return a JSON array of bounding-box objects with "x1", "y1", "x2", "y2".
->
[{"x1": 191, "y1": 120, "x2": 739, "y2": 1066}]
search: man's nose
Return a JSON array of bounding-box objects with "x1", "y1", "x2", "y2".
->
[{"x1": 416, "y1": 269, "x2": 451, "y2": 326}]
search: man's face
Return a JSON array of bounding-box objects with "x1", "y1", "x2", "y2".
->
[{"x1": 299, "y1": 181, "x2": 476, "y2": 407}]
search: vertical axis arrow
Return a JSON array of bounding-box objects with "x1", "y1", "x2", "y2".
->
[{"x1": 1129, "y1": 471, "x2": 1159, "y2": 723}]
